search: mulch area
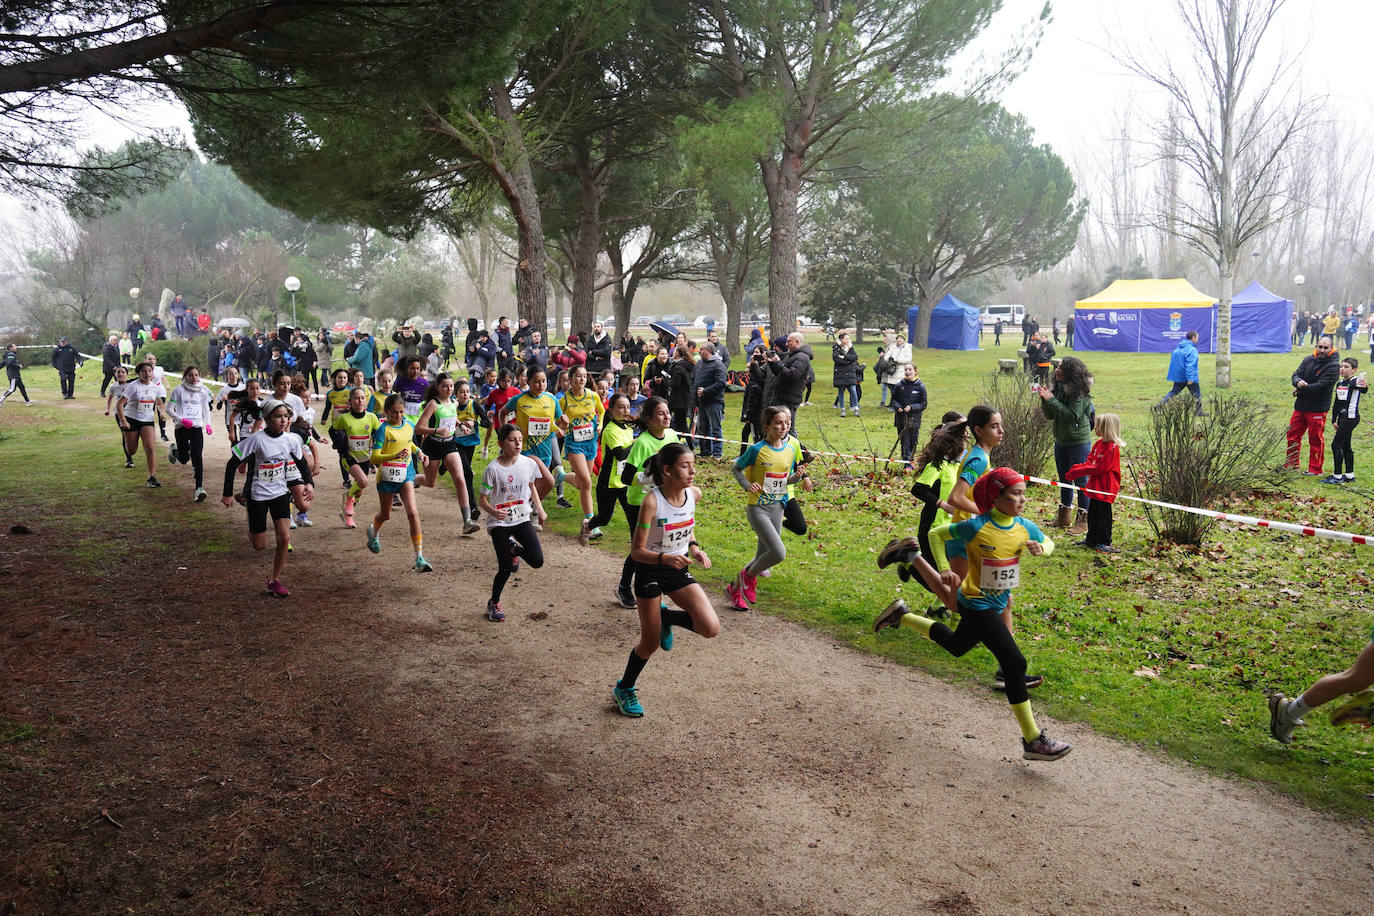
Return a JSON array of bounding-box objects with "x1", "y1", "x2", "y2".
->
[{"x1": 0, "y1": 503, "x2": 655, "y2": 914}]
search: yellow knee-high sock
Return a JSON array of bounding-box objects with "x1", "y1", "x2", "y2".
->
[
  {"x1": 1011, "y1": 701, "x2": 1039, "y2": 741},
  {"x1": 348, "y1": 481, "x2": 362, "y2": 499},
  {"x1": 898, "y1": 614, "x2": 935, "y2": 637}
]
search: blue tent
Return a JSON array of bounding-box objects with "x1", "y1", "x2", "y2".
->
[
  {"x1": 1219, "y1": 281, "x2": 1292, "y2": 354},
  {"x1": 907, "y1": 294, "x2": 981, "y2": 350}
]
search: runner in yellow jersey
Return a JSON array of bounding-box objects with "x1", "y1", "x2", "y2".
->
[
  {"x1": 330, "y1": 386, "x2": 380, "y2": 529},
  {"x1": 365, "y1": 393, "x2": 432, "y2": 572},
  {"x1": 557, "y1": 366, "x2": 605, "y2": 545},
  {"x1": 726, "y1": 405, "x2": 810, "y2": 611}
]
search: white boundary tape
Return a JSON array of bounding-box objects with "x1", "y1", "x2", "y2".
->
[{"x1": 681, "y1": 428, "x2": 1374, "y2": 548}]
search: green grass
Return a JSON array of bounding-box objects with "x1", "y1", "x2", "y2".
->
[{"x1": 19, "y1": 346, "x2": 1374, "y2": 817}]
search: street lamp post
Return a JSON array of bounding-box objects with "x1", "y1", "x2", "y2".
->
[{"x1": 284, "y1": 276, "x2": 301, "y2": 329}]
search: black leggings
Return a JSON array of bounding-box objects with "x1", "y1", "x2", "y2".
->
[
  {"x1": 490, "y1": 521, "x2": 543, "y2": 601},
  {"x1": 173, "y1": 425, "x2": 205, "y2": 488},
  {"x1": 458, "y1": 443, "x2": 478, "y2": 509},
  {"x1": 1332, "y1": 419, "x2": 1359, "y2": 475},
  {"x1": 618, "y1": 502, "x2": 643, "y2": 591},
  {"x1": 590, "y1": 480, "x2": 632, "y2": 530},
  {"x1": 304, "y1": 367, "x2": 319, "y2": 394},
  {"x1": 928, "y1": 603, "x2": 1029, "y2": 704},
  {"x1": 782, "y1": 498, "x2": 807, "y2": 535},
  {"x1": 1, "y1": 377, "x2": 28, "y2": 403}
]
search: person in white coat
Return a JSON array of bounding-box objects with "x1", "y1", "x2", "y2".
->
[{"x1": 881, "y1": 333, "x2": 912, "y2": 410}]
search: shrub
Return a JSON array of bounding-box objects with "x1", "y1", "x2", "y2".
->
[
  {"x1": 140, "y1": 339, "x2": 206, "y2": 374},
  {"x1": 1136, "y1": 394, "x2": 1285, "y2": 545},
  {"x1": 979, "y1": 369, "x2": 1053, "y2": 479}
]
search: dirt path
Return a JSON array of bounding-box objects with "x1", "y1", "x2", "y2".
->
[{"x1": 4, "y1": 396, "x2": 1371, "y2": 914}]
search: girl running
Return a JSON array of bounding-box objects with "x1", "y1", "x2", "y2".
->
[
  {"x1": 614, "y1": 396, "x2": 678, "y2": 608},
  {"x1": 220, "y1": 398, "x2": 314, "y2": 597},
  {"x1": 877, "y1": 411, "x2": 966, "y2": 598},
  {"x1": 366, "y1": 393, "x2": 432, "y2": 572},
  {"x1": 214, "y1": 366, "x2": 245, "y2": 439},
  {"x1": 331, "y1": 386, "x2": 380, "y2": 529},
  {"x1": 477, "y1": 423, "x2": 555, "y2": 621},
  {"x1": 726, "y1": 406, "x2": 809, "y2": 611},
  {"x1": 103, "y1": 365, "x2": 135, "y2": 467},
  {"x1": 415, "y1": 372, "x2": 481, "y2": 535},
  {"x1": 588, "y1": 393, "x2": 635, "y2": 543},
  {"x1": 1270, "y1": 628, "x2": 1374, "y2": 743},
  {"x1": 504, "y1": 368, "x2": 562, "y2": 528},
  {"x1": 229, "y1": 378, "x2": 264, "y2": 443},
  {"x1": 1065, "y1": 413, "x2": 1123, "y2": 553},
  {"x1": 116, "y1": 361, "x2": 168, "y2": 487},
  {"x1": 395, "y1": 356, "x2": 429, "y2": 421},
  {"x1": 166, "y1": 365, "x2": 214, "y2": 502},
  {"x1": 611, "y1": 442, "x2": 720, "y2": 717},
  {"x1": 873, "y1": 467, "x2": 1072, "y2": 762},
  {"x1": 478, "y1": 366, "x2": 502, "y2": 459},
  {"x1": 557, "y1": 366, "x2": 606, "y2": 545},
  {"x1": 321, "y1": 367, "x2": 354, "y2": 487}
]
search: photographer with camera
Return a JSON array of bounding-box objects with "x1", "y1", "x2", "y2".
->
[{"x1": 763, "y1": 332, "x2": 811, "y2": 416}]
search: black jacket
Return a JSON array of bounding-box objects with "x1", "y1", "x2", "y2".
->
[
  {"x1": 102, "y1": 342, "x2": 120, "y2": 372},
  {"x1": 51, "y1": 344, "x2": 79, "y2": 373},
  {"x1": 766, "y1": 347, "x2": 811, "y2": 409},
  {"x1": 667, "y1": 359, "x2": 694, "y2": 410},
  {"x1": 585, "y1": 333, "x2": 613, "y2": 374},
  {"x1": 831, "y1": 344, "x2": 859, "y2": 387},
  {"x1": 889, "y1": 378, "x2": 928, "y2": 426},
  {"x1": 692, "y1": 355, "x2": 727, "y2": 406},
  {"x1": 1292, "y1": 351, "x2": 1341, "y2": 413}
]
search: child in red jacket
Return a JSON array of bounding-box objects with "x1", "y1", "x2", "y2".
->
[{"x1": 1066, "y1": 413, "x2": 1123, "y2": 553}]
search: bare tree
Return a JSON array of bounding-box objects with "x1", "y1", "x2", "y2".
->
[{"x1": 1116, "y1": 0, "x2": 1319, "y2": 387}]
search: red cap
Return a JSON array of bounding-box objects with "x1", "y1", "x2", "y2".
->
[{"x1": 972, "y1": 467, "x2": 1026, "y2": 515}]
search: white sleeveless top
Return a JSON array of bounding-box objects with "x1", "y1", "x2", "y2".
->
[{"x1": 644, "y1": 486, "x2": 695, "y2": 556}]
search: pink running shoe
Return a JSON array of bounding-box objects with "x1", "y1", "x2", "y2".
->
[
  {"x1": 740, "y1": 569, "x2": 758, "y2": 604},
  {"x1": 759, "y1": 567, "x2": 772, "y2": 578},
  {"x1": 266, "y1": 578, "x2": 290, "y2": 597},
  {"x1": 724, "y1": 578, "x2": 749, "y2": 611}
]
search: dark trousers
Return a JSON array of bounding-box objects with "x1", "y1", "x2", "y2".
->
[
  {"x1": 897, "y1": 412, "x2": 922, "y2": 462},
  {"x1": 1161, "y1": 381, "x2": 1202, "y2": 413},
  {"x1": 173, "y1": 425, "x2": 205, "y2": 488},
  {"x1": 929, "y1": 603, "x2": 1030, "y2": 704},
  {"x1": 1332, "y1": 419, "x2": 1359, "y2": 475},
  {"x1": 58, "y1": 371, "x2": 75, "y2": 398},
  {"x1": 590, "y1": 479, "x2": 632, "y2": 530},
  {"x1": 101, "y1": 368, "x2": 116, "y2": 395},
  {"x1": 1, "y1": 377, "x2": 29, "y2": 403},
  {"x1": 671, "y1": 407, "x2": 692, "y2": 448},
  {"x1": 1085, "y1": 499, "x2": 1113, "y2": 547},
  {"x1": 458, "y1": 443, "x2": 478, "y2": 510},
  {"x1": 1054, "y1": 441, "x2": 1091, "y2": 510},
  {"x1": 490, "y1": 521, "x2": 544, "y2": 601}
]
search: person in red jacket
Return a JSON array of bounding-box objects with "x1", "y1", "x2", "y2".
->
[{"x1": 1066, "y1": 413, "x2": 1123, "y2": 553}]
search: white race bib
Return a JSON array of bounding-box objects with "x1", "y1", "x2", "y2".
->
[
  {"x1": 664, "y1": 517, "x2": 695, "y2": 549},
  {"x1": 979, "y1": 556, "x2": 1020, "y2": 592},
  {"x1": 571, "y1": 421, "x2": 594, "y2": 442},
  {"x1": 181, "y1": 402, "x2": 202, "y2": 422},
  {"x1": 257, "y1": 460, "x2": 285, "y2": 485},
  {"x1": 1337, "y1": 388, "x2": 1349, "y2": 401},
  {"x1": 763, "y1": 472, "x2": 788, "y2": 496},
  {"x1": 379, "y1": 459, "x2": 409, "y2": 483},
  {"x1": 527, "y1": 416, "x2": 552, "y2": 438},
  {"x1": 347, "y1": 435, "x2": 372, "y2": 456},
  {"x1": 496, "y1": 499, "x2": 530, "y2": 524},
  {"x1": 437, "y1": 416, "x2": 457, "y2": 437}
]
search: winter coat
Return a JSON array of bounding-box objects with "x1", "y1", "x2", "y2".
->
[
  {"x1": 766, "y1": 346, "x2": 811, "y2": 409},
  {"x1": 585, "y1": 332, "x2": 613, "y2": 374},
  {"x1": 1066, "y1": 440, "x2": 1121, "y2": 503},
  {"x1": 1039, "y1": 391, "x2": 1094, "y2": 447},
  {"x1": 102, "y1": 342, "x2": 120, "y2": 373},
  {"x1": 888, "y1": 378, "x2": 927, "y2": 427},
  {"x1": 881, "y1": 341, "x2": 911, "y2": 385},
  {"x1": 643, "y1": 358, "x2": 672, "y2": 400},
  {"x1": 667, "y1": 358, "x2": 695, "y2": 410},
  {"x1": 831, "y1": 343, "x2": 859, "y2": 387},
  {"x1": 1292, "y1": 351, "x2": 1341, "y2": 413},
  {"x1": 744, "y1": 329, "x2": 766, "y2": 358},
  {"x1": 1027, "y1": 338, "x2": 1055, "y2": 367},
  {"x1": 692, "y1": 354, "x2": 727, "y2": 406},
  {"x1": 1165, "y1": 339, "x2": 1199, "y2": 383},
  {"x1": 347, "y1": 337, "x2": 376, "y2": 376},
  {"x1": 50, "y1": 343, "x2": 79, "y2": 373},
  {"x1": 391, "y1": 330, "x2": 420, "y2": 362},
  {"x1": 741, "y1": 367, "x2": 767, "y2": 425}
]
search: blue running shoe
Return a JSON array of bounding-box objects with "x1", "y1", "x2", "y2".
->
[
  {"x1": 659, "y1": 602, "x2": 673, "y2": 651},
  {"x1": 366, "y1": 524, "x2": 380, "y2": 554},
  {"x1": 613, "y1": 681, "x2": 643, "y2": 717},
  {"x1": 414, "y1": 553, "x2": 433, "y2": 573}
]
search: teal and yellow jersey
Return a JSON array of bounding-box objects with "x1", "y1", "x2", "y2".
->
[
  {"x1": 934, "y1": 510, "x2": 1052, "y2": 613},
  {"x1": 508, "y1": 391, "x2": 562, "y2": 464},
  {"x1": 734, "y1": 437, "x2": 803, "y2": 507},
  {"x1": 952, "y1": 445, "x2": 989, "y2": 522},
  {"x1": 560, "y1": 387, "x2": 604, "y2": 447},
  {"x1": 371, "y1": 417, "x2": 418, "y2": 485},
  {"x1": 452, "y1": 397, "x2": 482, "y2": 447},
  {"x1": 323, "y1": 385, "x2": 351, "y2": 423},
  {"x1": 331, "y1": 410, "x2": 381, "y2": 461}
]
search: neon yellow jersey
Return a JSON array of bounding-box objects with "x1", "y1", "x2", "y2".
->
[
  {"x1": 325, "y1": 385, "x2": 351, "y2": 419},
  {"x1": 734, "y1": 437, "x2": 802, "y2": 507},
  {"x1": 331, "y1": 410, "x2": 381, "y2": 461},
  {"x1": 598, "y1": 419, "x2": 636, "y2": 490}
]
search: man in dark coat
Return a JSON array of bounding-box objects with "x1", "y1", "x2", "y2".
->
[
  {"x1": 584, "y1": 321, "x2": 613, "y2": 375},
  {"x1": 764, "y1": 332, "x2": 811, "y2": 414},
  {"x1": 1286, "y1": 335, "x2": 1342, "y2": 475},
  {"x1": 51, "y1": 336, "x2": 81, "y2": 398},
  {"x1": 692, "y1": 343, "x2": 727, "y2": 458},
  {"x1": 101, "y1": 334, "x2": 121, "y2": 395}
]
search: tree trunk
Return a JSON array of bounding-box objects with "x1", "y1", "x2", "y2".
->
[
  {"x1": 552, "y1": 281, "x2": 566, "y2": 339},
  {"x1": 759, "y1": 145, "x2": 803, "y2": 337},
  {"x1": 605, "y1": 241, "x2": 630, "y2": 334},
  {"x1": 1215, "y1": 0, "x2": 1238, "y2": 389},
  {"x1": 489, "y1": 82, "x2": 548, "y2": 334},
  {"x1": 569, "y1": 148, "x2": 605, "y2": 342}
]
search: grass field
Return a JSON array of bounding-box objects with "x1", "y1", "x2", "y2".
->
[{"x1": 8, "y1": 338, "x2": 1374, "y2": 818}]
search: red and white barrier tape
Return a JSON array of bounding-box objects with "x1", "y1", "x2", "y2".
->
[{"x1": 680, "y1": 428, "x2": 1373, "y2": 548}]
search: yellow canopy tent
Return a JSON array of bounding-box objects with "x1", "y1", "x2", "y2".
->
[{"x1": 1073, "y1": 279, "x2": 1216, "y2": 352}]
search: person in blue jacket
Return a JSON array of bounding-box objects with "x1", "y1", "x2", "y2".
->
[{"x1": 1159, "y1": 330, "x2": 1202, "y2": 415}]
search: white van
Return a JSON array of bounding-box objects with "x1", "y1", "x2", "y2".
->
[{"x1": 980, "y1": 304, "x2": 1026, "y2": 330}]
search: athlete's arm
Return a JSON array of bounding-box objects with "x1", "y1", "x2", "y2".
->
[{"x1": 415, "y1": 400, "x2": 438, "y2": 438}]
